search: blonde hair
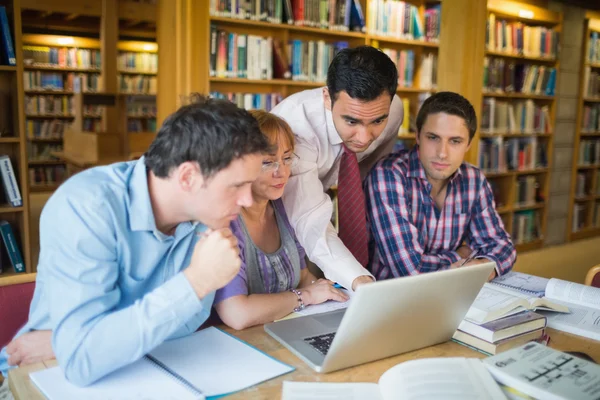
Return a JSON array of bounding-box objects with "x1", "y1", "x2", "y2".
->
[{"x1": 248, "y1": 109, "x2": 295, "y2": 150}]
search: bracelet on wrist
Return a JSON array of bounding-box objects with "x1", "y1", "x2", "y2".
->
[{"x1": 290, "y1": 288, "x2": 305, "y2": 312}]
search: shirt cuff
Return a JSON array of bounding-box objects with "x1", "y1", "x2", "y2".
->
[
  {"x1": 324, "y1": 257, "x2": 375, "y2": 292},
  {"x1": 476, "y1": 255, "x2": 502, "y2": 276},
  {"x1": 445, "y1": 251, "x2": 462, "y2": 265}
]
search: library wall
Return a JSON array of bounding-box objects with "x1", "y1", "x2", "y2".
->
[{"x1": 546, "y1": 2, "x2": 585, "y2": 245}]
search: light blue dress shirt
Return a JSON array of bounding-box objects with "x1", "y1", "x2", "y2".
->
[{"x1": 0, "y1": 157, "x2": 213, "y2": 386}]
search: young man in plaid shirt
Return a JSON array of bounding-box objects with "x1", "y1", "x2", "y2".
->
[{"x1": 365, "y1": 92, "x2": 516, "y2": 281}]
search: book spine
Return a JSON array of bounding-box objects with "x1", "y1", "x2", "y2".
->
[
  {"x1": 0, "y1": 7, "x2": 15, "y2": 65},
  {"x1": 0, "y1": 220, "x2": 25, "y2": 273},
  {"x1": 0, "y1": 155, "x2": 23, "y2": 207}
]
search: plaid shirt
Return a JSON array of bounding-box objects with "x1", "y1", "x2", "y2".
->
[{"x1": 365, "y1": 147, "x2": 516, "y2": 279}]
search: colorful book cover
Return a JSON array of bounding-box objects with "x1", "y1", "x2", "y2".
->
[{"x1": 0, "y1": 220, "x2": 25, "y2": 273}]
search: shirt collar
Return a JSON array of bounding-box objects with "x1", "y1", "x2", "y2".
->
[
  {"x1": 406, "y1": 146, "x2": 463, "y2": 182},
  {"x1": 128, "y1": 156, "x2": 157, "y2": 232},
  {"x1": 128, "y1": 156, "x2": 202, "y2": 238},
  {"x1": 325, "y1": 108, "x2": 343, "y2": 146}
]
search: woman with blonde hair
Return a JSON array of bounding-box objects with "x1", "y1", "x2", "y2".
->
[{"x1": 214, "y1": 110, "x2": 348, "y2": 330}]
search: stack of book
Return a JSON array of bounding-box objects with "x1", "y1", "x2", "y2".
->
[
  {"x1": 456, "y1": 271, "x2": 600, "y2": 355},
  {"x1": 453, "y1": 310, "x2": 546, "y2": 355},
  {"x1": 453, "y1": 272, "x2": 560, "y2": 355}
]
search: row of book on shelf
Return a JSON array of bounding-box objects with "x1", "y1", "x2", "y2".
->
[
  {"x1": 575, "y1": 171, "x2": 600, "y2": 198},
  {"x1": 118, "y1": 52, "x2": 158, "y2": 73},
  {"x1": 209, "y1": 0, "x2": 442, "y2": 42},
  {"x1": 209, "y1": 0, "x2": 367, "y2": 32},
  {"x1": 22, "y1": 47, "x2": 157, "y2": 72},
  {"x1": 486, "y1": 13, "x2": 560, "y2": 58},
  {"x1": 578, "y1": 139, "x2": 600, "y2": 166},
  {"x1": 582, "y1": 66, "x2": 600, "y2": 98},
  {"x1": 581, "y1": 104, "x2": 600, "y2": 132},
  {"x1": 588, "y1": 31, "x2": 600, "y2": 64},
  {"x1": 118, "y1": 75, "x2": 156, "y2": 94},
  {"x1": 23, "y1": 46, "x2": 101, "y2": 70},
  {"x1": 572, "y1": 202, "x2": 600, "y2": 231},
  {"x1": 209, "y1": 27, "x2": 438, "y2": 88},
  {"x1": 478, "y1": 137, "x2": 547, "y2": 173},
  {"x1": 210, "y1": 92, "x2": 283, "y2": 112},
  {"x1": 483, "y1": 57, "x2": 557, "y2": 96},
  {"x1": 29, "y1": 165, "x2": 66, "y2": 188},
  {"x1": 127, "y1": 119, "x2": 157, "y2": 133},
  {"x1": 367, "y1": 1, "x2": 440, "y2": 42},
  {"x1": 25, "y1": 95, "x2": 73, "y2": 117},
  {"x1": 382, "y1": 49, "x2": 437, "y2": 90},
  {"x1": 480, "y1": 98, "x2": 552, "y2": 134},
  {"x1": 28, "y1": 142, "x2": 62, "y2": 161},
  {"x1": 23, "y1": 71, "x2": 102, "y2": 93}
]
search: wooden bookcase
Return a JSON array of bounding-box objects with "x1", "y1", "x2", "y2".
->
[
  {"x1": 205, "y1": 0, "x2": 441, "y2": 232},
  {"x1": 1, "y1": 0, "x2": 158, "y2": 281},
  {"x1": 22, "y1": 34, "x2": 102, "y2": 193},
  {"x1": 567, "y1": 12, "x2": 600, "y2": 242},
  {"x1": 206, "y1": 0, "x2": 440, "y2": 139},
  {"x1": 478, "y1": 0, "x2": 562, "y2": 253},
  {"x1": 0, "y1": 0, "x2": 32, "y2": 286}
]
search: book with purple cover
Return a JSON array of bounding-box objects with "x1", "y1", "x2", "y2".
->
[{"x1": 458, "y1": 311, "x2": 546, "y2": 343}]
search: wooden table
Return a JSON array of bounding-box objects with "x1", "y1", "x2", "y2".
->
[{"x1": 8, "y1": 327, "x2": 600, "y2": 399}]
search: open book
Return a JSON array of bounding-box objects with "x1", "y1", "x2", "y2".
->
[
  {"x1": 536, "y1": 278, "x2": 600, "y2": 341},
  {"x1": 465, "y1": 283, "x2": 569, "y2": 324},
  {"x1": 30, "y1": 327, "x2": 294, "y2": 400},
  {"x1": 484, "y1": 342, "x2": 600, "y2": 400},
  {"x1": 281, "y1": 358, "x2": 507, "y2": 400}
]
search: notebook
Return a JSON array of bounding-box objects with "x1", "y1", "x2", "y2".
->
[
  {"x1": 491, "y1": 272, "x2": 549, "y2": 297},
  {"x1": 30, "y1": 327, "x2": 295, "y2": 400}
]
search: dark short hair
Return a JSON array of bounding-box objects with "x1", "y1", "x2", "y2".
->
[
  {"x1": 327, "y1": 46, "x2": 398, "y2": 105},
  {"x1": 145, "y1": 94, "x2": 271, "y2": 178},
  {"x1": 416, "y1": 92, "x2": 477, "y2": 142}
]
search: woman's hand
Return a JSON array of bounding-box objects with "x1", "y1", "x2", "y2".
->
[{"x1": 301, "y1": 279, "x2": 349, "y2": 306}]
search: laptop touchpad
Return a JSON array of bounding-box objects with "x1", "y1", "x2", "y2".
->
[{"x1": 312, "y1": 310, "x2": 345, "y2": 329}]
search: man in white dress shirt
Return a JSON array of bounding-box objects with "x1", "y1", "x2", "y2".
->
[{"x1": 271, "y1": 46, "x2": 404, "y2": 291}]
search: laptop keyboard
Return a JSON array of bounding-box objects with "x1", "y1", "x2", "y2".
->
[{"x1": 304, "y1": 332, "x2": 336, "y2": 355}]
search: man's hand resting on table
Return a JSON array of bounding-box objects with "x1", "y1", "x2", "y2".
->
[{"x1": 7, "y1": 330, "x2": 54, "y2": 367}]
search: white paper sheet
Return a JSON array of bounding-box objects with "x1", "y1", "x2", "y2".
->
[
  {"x1": 149, "y1": 327, "x2": 294, "y2": 397},
  {"x1": 281, "y1": 381, "x2": 381, "y2": 400},
  {"x1": 30, "y1": 358, "x2": 201, "y2": 400}
]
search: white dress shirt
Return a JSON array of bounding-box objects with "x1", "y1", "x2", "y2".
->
[{"x1": 271, "y1": 88, "x2": 404, "y2": 290}]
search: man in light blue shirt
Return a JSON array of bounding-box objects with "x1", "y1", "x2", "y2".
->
[{"x1": 0, "y1": 95, "x2": 270, "y2": 386}]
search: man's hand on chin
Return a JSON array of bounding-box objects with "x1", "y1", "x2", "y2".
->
[{"x1": 352, "y1": 275, "x2": 375, "y2": 291}]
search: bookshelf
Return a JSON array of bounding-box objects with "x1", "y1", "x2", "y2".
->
[
  {"x1": 206, "y1": 0, "x2": 440, "y2": 129},
  {"x1": 118, "y1": 40, "x2": 158, "y2": 146},
  {"x1": 21, "y1": 34, "x2": 102, "y2": 192},
  {"x1": 567, "y1": 12, "x2": 600, "y2": 242},
  {"x1": 0, "y1": 0, "x2": 33, "y2": 285},
  {"x1": 477, "y1": 0, "x2": 562, "y2": 252}
]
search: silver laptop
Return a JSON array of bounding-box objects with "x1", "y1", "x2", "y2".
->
[{"x1": 265, "y1": 262, "x2": 495, "y2": 373}]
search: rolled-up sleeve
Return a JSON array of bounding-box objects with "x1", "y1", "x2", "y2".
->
[{"x1": 466, "y1": 179, "x2": 516, "y2": 276}]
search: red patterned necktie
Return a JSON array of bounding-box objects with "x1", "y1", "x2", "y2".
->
[{"x1": 337, "y1": 145, "x2": 369, "y2": 267}]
